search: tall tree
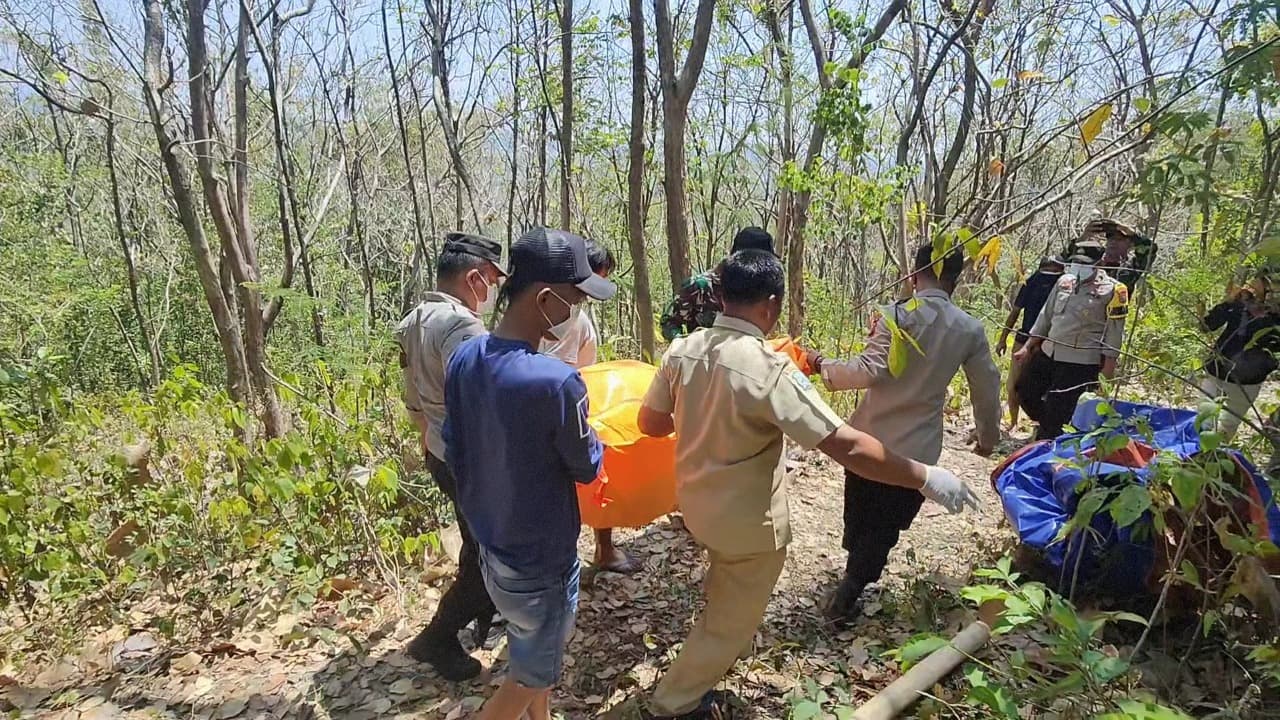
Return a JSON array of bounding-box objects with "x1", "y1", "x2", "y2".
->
[
  {"x1": 653, "y1": 0, "x2": 717, "y2": 286},
  {"x1": 628, "y1": 0, "x2": 656, "y2": 359},
  {"x1": 787, "y1": 0, "x2": 907, "y2": 337},
  {"x1": 559, "y1": 0, "x2": 574, "y2": 229}
]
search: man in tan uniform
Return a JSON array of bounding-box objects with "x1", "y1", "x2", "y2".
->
[
  {"x1": 1013, "y1": 253, "x2": 1127, "y2": 440},
  {"x1": 803, "y1": 243, "x2": 1002, "y2": 623},
  {"x1": 636, "y1": 250, "x2": 978, "y2": 719},
  {"x1": 395, "y1": 232, "x2": 506, "y2": 680}
]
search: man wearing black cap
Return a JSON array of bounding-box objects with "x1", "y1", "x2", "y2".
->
[
  {"x1": 443, "y1": 227, "x2": 616, "y2": 720},
  {"x1": 996, "y1": 255, "x2": 1065, "y2": 427},
  {"x1": 396, "y1": 232, "x2": 506, "y2": 680},
  {"x1": 660, "y1": 226, "x2": 775, "y2": 341}
]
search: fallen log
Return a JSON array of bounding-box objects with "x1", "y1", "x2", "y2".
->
[{"x1": 853, "y1": 618, "x2": 992, "y2": 720}]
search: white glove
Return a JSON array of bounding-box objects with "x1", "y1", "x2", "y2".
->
[{"x1": 921, "y1": 465, "x2": 981, "y2": 514}]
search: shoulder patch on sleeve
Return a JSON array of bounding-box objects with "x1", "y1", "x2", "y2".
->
[
  {"x1": 576, "y1": 393, "x2": 590, "y2": 439},
  {"x1": 788, "y1": 369, "x2": 815, "y2": 392},
  {"x1": 1107, "y1": 282, "x2": 1130, "y2": 318}
]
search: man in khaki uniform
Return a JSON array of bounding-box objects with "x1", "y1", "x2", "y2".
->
[
  {"x1": 636, "y1": 250, "x2": 979, "y2": 719},
  {"x1": 802, "y1": 243, "x2": 1002, "y2": 622},
  {"x1": 1014, "y1": 254, "x2": 1127, "y2": 439},
  {"x1": 395, "y1": 233, "x2": 506, "y2": 680}
]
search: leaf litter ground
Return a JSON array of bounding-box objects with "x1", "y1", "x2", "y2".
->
[{"x1": 0, "y1": 422, "x2": 1207, "y2": 719}]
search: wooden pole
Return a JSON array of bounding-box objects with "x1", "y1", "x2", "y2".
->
[{"x1": 852, "y1": 620, "x2": 992, "y2": 720}]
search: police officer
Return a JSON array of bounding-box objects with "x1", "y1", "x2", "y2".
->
[
  {"x1": 635, "y1": 249, "x2": 978, "y2": 719},
  {"x1": 802, "y1": 243, "x2": 1003, "y2": 623},
  {"x1": 1013, "y1": 254, "x2": 1128, "y2": 440},
  {"x1": 395, "y1": 232, "x2": 506, "y2": 680}
]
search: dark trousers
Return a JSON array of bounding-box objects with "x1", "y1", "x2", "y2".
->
[
  {"x1": 1015, "y1": 350, "x2": 1101, "y2": 440},
  {"x1": 423, "y1": 453, "x2": 496, "y2": 639},
  {"x1": 842, "y1": 471, "x2": 925, "y2": 588}
]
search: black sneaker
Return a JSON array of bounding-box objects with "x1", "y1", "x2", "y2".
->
[
  {"x1": 406, "y1": 628, "x2": 482, "y2": 681},
  {"x1": 824, "y1": 577, "x2": 866, "y2": 626},
  {"x1": 641, "y1": 691, "x2": 731, "y2": 719}
]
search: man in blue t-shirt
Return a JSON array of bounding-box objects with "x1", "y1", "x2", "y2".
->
[
  {"x1": 996, "y1": 255, "x2": 1063, "y2": 427},
  {"x1": 443, "y1": 227, "x2": 615, "y2": 720}
]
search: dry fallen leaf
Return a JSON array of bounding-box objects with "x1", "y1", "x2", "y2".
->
[
  {"x1": 216, "y1": 697, "x2": 248, "y2": 719},
  {"x1": 171, "y1": 652, "x2": 203, "y2": 675}
]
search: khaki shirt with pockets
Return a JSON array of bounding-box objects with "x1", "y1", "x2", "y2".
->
[
  {"x1": 818, "y1": 288, "x2": 1002, "y2": 464},
  {"x1": 642, "y1": 315, "x2": 845, "y2": 556},
  {"x1": 1029, "y1": 270, "x2": 1127, "y2": 366},
  {"x1": 394, "y1": 292, "x2": 486, "y2": 461}
]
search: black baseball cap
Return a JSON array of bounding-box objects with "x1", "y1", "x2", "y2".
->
[
  {"x1": 511, "y1": 227, "x2": 617, "y2": 301},
  {"x1": 1066, "y1": 254, "x2": 1096, "y2": 266},
  {"x1": 444, "y1": 231, "x2": 507, "y2": 275},
  {"x1": 1040, "y1": 254, "x2": 1065, "y2": 272},
  {"x1": 732, "y1": 226, "x2": 775, "y2": 255}
]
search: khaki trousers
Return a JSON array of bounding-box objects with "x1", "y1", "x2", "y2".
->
[
  {"x1": 649, "y1": 546, "x2": 787, "y2": 715},
  {"x1": 1200, "y1": 375, "x2": 1262, "y2": 441}
]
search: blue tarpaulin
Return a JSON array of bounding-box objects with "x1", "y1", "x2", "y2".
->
[{"x1": 992, "y1": 398, "x2": 1280, "y2": 596}]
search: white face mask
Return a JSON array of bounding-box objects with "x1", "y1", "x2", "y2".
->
[
  {"x1": 477, "y1": 282, "x2": 499, "y2": 315},
  {"x1": 469, "y1": 273, "x2": 499, "y2": 315},
  {"x1": 1067, "y1": 263, "x2": 1095, "y2": 282},
  {"x1": 541, "y1": 289, "x2": 581, "y2": 341}
]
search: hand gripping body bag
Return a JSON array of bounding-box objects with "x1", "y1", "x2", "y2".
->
[{"x1": 577, "y1": 360, "x2": 678, "y2": 529}]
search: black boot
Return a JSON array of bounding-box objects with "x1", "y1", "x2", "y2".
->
[
  {"x1": 824, "y1": 576, "x2": 866, "y2": 625},
  {"x1": 406, "y1": 626, "x2": 481, "y2": 681}
]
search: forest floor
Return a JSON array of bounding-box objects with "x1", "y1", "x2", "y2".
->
[{"x1": 2, "y1": 419, "x2": 1223, "y2": 720}]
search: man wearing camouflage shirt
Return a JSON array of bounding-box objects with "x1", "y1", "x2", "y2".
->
[{"x1": 659, "y1": 227, "x2": 776, "y2": 341}]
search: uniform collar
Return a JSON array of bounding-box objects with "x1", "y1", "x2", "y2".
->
[
  {"x1": 422, "y1": 290, "x2": 479, "y2": 318},
  {"x1": 713, "y1": 314, "x2": 766, "y2": 338},
  {"x1": 913, "y1": 288, "x2": 952, "y2": 302}
]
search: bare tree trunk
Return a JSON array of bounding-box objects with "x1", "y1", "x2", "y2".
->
[
  {"x1": 105, "y1": 114, "x2": 160, "y2": 386},
  {"x1": 787, "y1": 0, "x2": 906, "y2": 336},
  {"x1": 628, "y1": 0, "x2": 656, "y2": 359},
  {"x1": 229, "y1": 0, "x2": 285, "y2": 437},
  {"x1": 141, "y1": 0, "x2": 250, "y2": 405},
  {"x1": 422, "y1": 0, "x2": 483, "y2": 230},
  {"x1": 558, "y1": 0, "x2": 574, "y2": 229},
  {"x1": 653, "y1": 0, "x2": 716, "y2": 286},
  {"x1": 765, "y1": 1, "x2": 795, "y2": 251},
  {"x1": 380, "y1": 0, "x2": 430, "y2": 310}
]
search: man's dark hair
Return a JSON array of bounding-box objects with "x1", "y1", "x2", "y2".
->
[
  {"x1": 913, "y1": 243, "x2": 964, "y2": 284},
  {"x1": 721, "y1": 249, "x2": 784, "y2": 305},
  {"x1": 587, "y1": 241, "x2": 615, "y2": 275},
  {"x1": 436, "y1": 247, "x2": 488, "y2": 282},
  {"x1": 731, "y1": 226, "x2": 775, "y2": 255}
]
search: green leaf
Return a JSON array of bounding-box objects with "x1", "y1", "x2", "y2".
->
[
  {"x1": 892, "y1": 635, "x2": 949, "y2": 671},
  {"x1": 1200, "y1": 431, "x2": 1222, "y2": 452},
  {"x1": 1102, "y1": 14, "x2": 1121, "y2": 26},
  {"x1": 966, "y1": 683, "x2": 1020, "y2": 719},
  {"x1": 1171, "y1": 468, "x2": 1205, "y2": 510},
  {"x1": 791, "y1": 700, "x2": 822, "y2": 720},
  {"x1": 1178, "y1": 559, "x2": 1202, "y2": 589},
  {"x1": 1109, "y1": 485, "x2": 1152, "y2": 528},
  {"x1": 992, "y1": 77, "x2": 1009, "y2": 89},
  {"x1": 1099, "y1": 699, "x2": 1193, "y2": 720},
  {"x1": 888, "y1": 333, "x2": 907, "y2": 377},
  {"x1": 1134, "y1": 97, "x2": 1152, "y2": 113},
  {"x1": 1200, "y1": 609, "x2": 1220, "y2": 637}
]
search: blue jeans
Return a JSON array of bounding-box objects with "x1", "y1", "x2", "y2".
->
[{"x1": 478, "y1": 549, "x2": 580, "y2": 689}]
